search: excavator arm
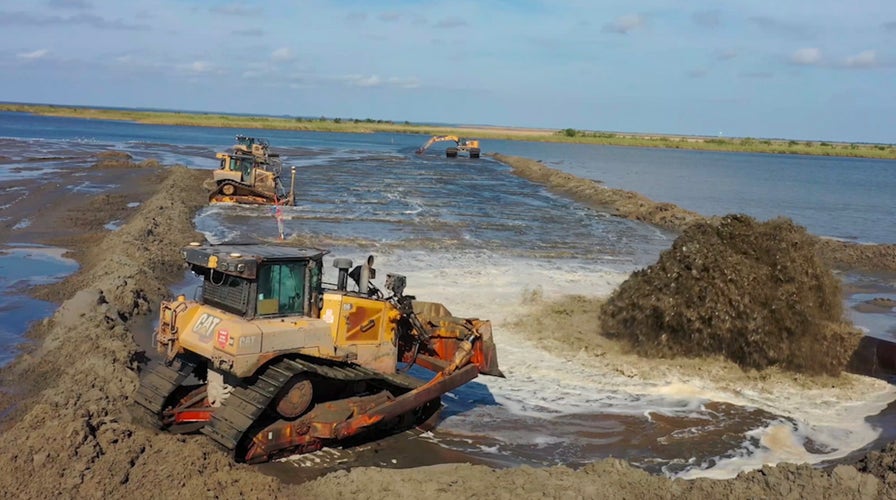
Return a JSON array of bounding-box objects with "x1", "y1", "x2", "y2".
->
[{"x1": 415, "y1": 135, "x2": 459, "y2": 154}]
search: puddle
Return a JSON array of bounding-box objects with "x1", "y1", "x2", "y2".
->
[{"x1": 0, "y1": 244, "x2": 78, "y2": 367}]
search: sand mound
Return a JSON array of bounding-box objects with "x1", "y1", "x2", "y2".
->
[
  {"x1": 856, "y1": 441, "x2": 896, "y2": 489},
  {"x1": 816, "y1": 239, "x2": 896, "y2": 273},
  {"x1": 600, "y1": 214, "x2": 862, "y2": 375},
  {"x1": 92, "y1": 151, "x2": 160, "y2": 169}
]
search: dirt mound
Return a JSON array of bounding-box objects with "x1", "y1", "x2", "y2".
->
[
  {"x1": 855, "y1": 441, "x2": 896, "y2": 488},
  {"x1": 600, "y1": 214, "x2": 862, "y2": 375},
  {"x1": 92, "y1": 151, "x2": 160, "y2": 169},
  {"x1": 816, "y1": 239, "x2": 896, "y2": 273}
]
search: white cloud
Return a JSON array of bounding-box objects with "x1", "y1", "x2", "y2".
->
[
  {"x1": 179, "y1": 60, "x2": 215, "y2": 74},
  {"x1": 845, "y1": 50, "x2": 877, "y2": 68},
  {"x1": 790, "y1": 47, "x2": 822, "y2": 65},
  {"x1": 387, "y1": 76, "x2": 420, "y2": 89},
  {"x1": 602, "y1": 14, "x2": 645, "y2": 34},
  {"x1": 350, "y1": 75, "x2": 382, "y2": 87},
  {"x1": 17, "y1": 49, "x2": 49, "y2": 60},
  {"x1": 271, "y1": 47, "x2": 294, "y2": 62},
  {"x1": 343, "y1": 74, "x2": 419, "y2": 89}
]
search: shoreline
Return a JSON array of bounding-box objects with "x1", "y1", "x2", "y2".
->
[
  {"x1": 2, "y1": 102, "x2": 895, "y2": 160},
  {"x1": 0, "y1": 151, "x2": 895, "y2": 497}
]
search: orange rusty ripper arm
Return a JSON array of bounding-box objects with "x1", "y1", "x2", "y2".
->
[
  {"x1": 242, "y1": 364, "x2": 480, "y2": 463},
  {"x1": 333, "y1": 363, "x2": 479, "y2": 439}
]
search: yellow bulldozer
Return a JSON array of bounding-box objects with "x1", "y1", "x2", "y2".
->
[
  {"x1": 207, "y1": 135, "x2": 296, "y2": 205},
  {"x1": 415, "y1": 135, "x2": 481, "y2": 158},
  {"x1": 135, "y1": 243, "x2": 502, "y2": 463}
]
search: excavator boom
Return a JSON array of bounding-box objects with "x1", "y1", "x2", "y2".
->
[{"x1": 415, "y1": 135, "x2": 481, "y2": 158}]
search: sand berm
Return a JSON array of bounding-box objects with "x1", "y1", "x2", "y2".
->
[{"x1": 0, "y1": 155, "x2": 894, "y2": 499}]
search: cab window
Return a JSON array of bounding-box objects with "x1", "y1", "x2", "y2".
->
[{"x1": 257, "y1": 262, "x2": 306, "y2": 316}]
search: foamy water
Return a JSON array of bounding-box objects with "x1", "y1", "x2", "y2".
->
[
  {"x1": 230, "y1": 245, "x2": 896, "y2": 479},
  {"x1": 374, "y1": 250, "x2": 896, "y2": 478}
]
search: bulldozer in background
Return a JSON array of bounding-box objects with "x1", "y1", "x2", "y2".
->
[
  {"x1": 415, "y1": 135, "x2": 481, "y2": 158},
  {"x1": 206, "y1": 135, "x2": 296, "y2": 205},
  {"x1": 134, "y1": 242, "x2": 502, "y2": 463}
]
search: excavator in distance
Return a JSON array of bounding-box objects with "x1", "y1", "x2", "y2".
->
[
  {"x1": 206, "y1": 135, "x2": 296, "y2": 205},
  {"x1": 134, "y1": 243, "x2": 502, "y2": 464},
  {"x1": 415, "y1": 135, "x2": 481, "y2": 158}
]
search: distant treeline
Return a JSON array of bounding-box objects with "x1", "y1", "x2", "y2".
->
[
  {"x1": 557, "y1": 128, "x2": 896, "y2": 159},
  {"x1": 2, "y1": 103, "x2": 894, "y2": 160}
]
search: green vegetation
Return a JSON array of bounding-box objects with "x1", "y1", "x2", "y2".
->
[
  {"x1": 2, "y1": 103, "x2": 894, "y2": 160},
  {"x1": 549, "y1": 128, "x2": 896, "y2": 160}
]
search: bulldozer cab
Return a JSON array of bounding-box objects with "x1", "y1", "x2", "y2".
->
[
  {"x1": 217, "y1": 153, "x2": 256, "y2": 183},
  {"x1": 184, "y1": 244, "x2": 326, "y2": 319},
  {"x1": 256, "y1": 261, "x2": 308, "y2": 316}
]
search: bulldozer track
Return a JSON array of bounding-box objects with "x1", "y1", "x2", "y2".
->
[
  {"x1": 210, "y1": 179, "x2": 288, "y2": 204},
  {"x1": 133, "y1": 361, "x2": 196, "y2": 420},
  {"x1": 200, "y1": 357, "x2": 424, "y2": 451}
]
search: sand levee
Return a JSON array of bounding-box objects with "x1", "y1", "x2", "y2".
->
[
  {"x1": 490, "y1": 153, "x2": 703, "y2": 231},
  {"x1": 601, "y1": 214, "x2": 861, "y2": 375},
  {"x1": 0, "y1": 165, "x2": 293, "y2": 497}
]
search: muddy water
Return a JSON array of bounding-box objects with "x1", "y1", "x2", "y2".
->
[{"x1": 2, "y1": 123, "x2": 895, "y2": 481}]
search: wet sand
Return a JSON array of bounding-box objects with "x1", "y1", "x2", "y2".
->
[{"x1": 0, "y1": 150, "x2": 895, "y2": 498}]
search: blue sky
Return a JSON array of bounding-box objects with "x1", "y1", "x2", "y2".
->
[{"x1": 2, "y1": 1, "x2": 895, "y2": 143}]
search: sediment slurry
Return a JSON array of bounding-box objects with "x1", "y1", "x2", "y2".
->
[
  {"x1": 601, "y1": 215, "x2": 862, "y2": 375},
  {"x1": 1, "y1": 156, "x2": 895, "y2": 498},
  {"x1": 492, "y1": 153, "x2": 896, "y2": 273}
]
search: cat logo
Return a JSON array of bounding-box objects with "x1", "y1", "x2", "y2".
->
[{"x1": 193, "y1": 312, "x2": 222, "y2": 343}]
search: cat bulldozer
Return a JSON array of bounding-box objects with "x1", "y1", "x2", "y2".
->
[
  {"x1": 134, "y1": 243, "x2": 502, "y2": 463},
  {"x1": 207, "y1": 135, "x2": 296, "y2": 205},
  {"x1": 415, "y1": 135, "x2": 481, "y2": 158}
]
